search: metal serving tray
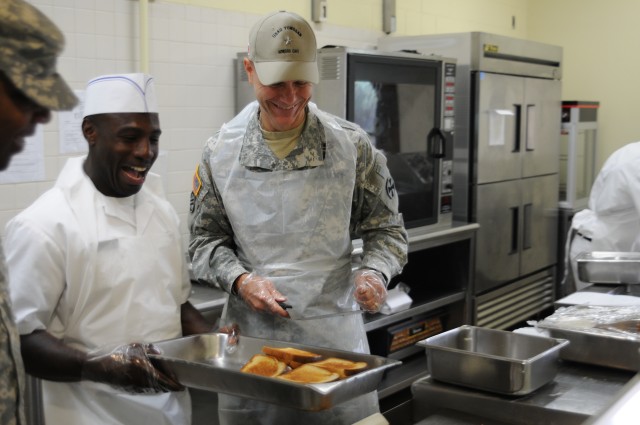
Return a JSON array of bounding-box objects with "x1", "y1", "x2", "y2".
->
[
  {"x1": 542, "y1": 326, "x2": 640, "y2": 372},
  {"x1": 538, "y1": 305, "x2": 640, "y2": 371},
  {"x1": 148, "y1": 333, "x2": 401, "y2": 411},
  {"x1": 417, "y1": 325, "x2": 568, "y2": 396},
  {"x1": 577, "y1": 251, "x2": 640, "y2": 284}
]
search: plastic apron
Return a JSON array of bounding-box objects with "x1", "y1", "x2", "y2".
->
[
  {"x1": 41, "y1": 186, "x2": 190, "y2": 425},
  {"x1": 212, "y1": 103, "x2": 378, "y2": 424}
]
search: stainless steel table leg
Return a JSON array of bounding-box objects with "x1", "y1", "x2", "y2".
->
[{"x1": 25, "y1": 375, "x2": 44, "y2": 425}]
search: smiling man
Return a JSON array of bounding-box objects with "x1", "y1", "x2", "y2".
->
[
  {"x1": 189, "y1": 11, "x2": 408, "y2": 425},
  {"x1": 3, "y1": 73, "x2": 213, "y2": 425}
]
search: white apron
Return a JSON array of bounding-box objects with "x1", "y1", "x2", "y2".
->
[
  {"x1": 42, "y1": 172, "x2": 190, "y2": 425},
  {"x1": 212, "y1": 103, "x2": 378, "y2": 424}
]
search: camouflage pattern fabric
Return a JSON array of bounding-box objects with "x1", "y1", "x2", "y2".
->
[
  {"x1": 0, "y1": 245, "x2": 25, "y2": 425},
  {"x1": 189, "y1": 103, "x2": 408, "y2": 293},
  {"x1": 0, "y1": 0, "x2": 77, "y2": 110}
]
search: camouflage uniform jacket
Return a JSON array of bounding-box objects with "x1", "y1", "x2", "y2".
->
[
  {"x1": 0, "y1": 245, "x2": 25, "y2": 425},
  {"x1": 189, "y1": 102, "x2": 408, "y2": 294}
]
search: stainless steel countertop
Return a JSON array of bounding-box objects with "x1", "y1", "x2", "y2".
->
[
  {"x1": 412, "y1": 361, "x2": 635, "y2": 425},
  {"x1": 584, "y1": 372, "x2": 640, "y2": 424},
  {"x1": 188, "y1": 283, "x2": 227, "y2": 312},
  {"x1": 352, "y1": 221, "x2": 479, "y2": 256}
]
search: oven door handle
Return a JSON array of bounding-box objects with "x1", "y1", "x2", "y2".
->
[{"x1": 427, "y1": 127, "x2": 446, "y2": 159}]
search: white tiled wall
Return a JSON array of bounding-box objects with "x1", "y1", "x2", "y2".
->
[{"x1": 3, "y1": 0, "x2": 381, "y2": 247}]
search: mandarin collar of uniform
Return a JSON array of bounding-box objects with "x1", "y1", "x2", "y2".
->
[
  {"x1": 55, "y1": 156, "x2": 157, "y2": 237},
  {"x1": 238, "y1": 107, "x2": 325, "y2": 171}
]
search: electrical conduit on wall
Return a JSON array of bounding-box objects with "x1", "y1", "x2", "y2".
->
[{"x1": 140, "y1": 0, "x2": 149, "y2": 73}]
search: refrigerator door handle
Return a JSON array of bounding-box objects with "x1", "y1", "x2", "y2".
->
[
  {"x1": 510, "y1": 206, "x2": 519, "y2": 254},
  {"x1": 513, "y1": 104, "x2": 522, "y2": 153},
  {"x1": 523, "y1": 203, "x2": 533, "y2": 250},
  {"x1": 525, "y1": 104, "x2": 536, "y2": 151}
]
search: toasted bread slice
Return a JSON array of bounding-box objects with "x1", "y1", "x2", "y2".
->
[
  {"x1": 277, "y1": 364, "x2": 339, "y2": 384},
  {"x1": 289, "y1": 360, "x2": 304, "y2": 369},
  {"x1": 308, "y1": 357, "x2": 368, "y2": 379},
  {"x1": 262, "y1": 346, "x2": 322, "y2": 365},
  {"x1": 240, "y1": 354, "x2": 287, "y2": 377}
]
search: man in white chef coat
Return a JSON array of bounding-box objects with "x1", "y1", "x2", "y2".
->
[
  {"x1": 564, "y1": 141, "x2": 640, "y2": 294},
  {"x1": 3, "y1": 73, "x2": 213, "y2": 425}
]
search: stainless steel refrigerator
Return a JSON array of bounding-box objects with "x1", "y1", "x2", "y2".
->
[{"x1": 379, "y1": 32, "x2": 562, "y2": 329}]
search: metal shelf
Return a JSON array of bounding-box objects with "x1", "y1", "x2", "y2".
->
[
  {"x1": 387, "y1": 344, "x2": 424, "y2": 360},
  {"x1": 378, "y1": 354, "x2": 428, "y2": 399},
  {"x1": 363, "y1": 291, "x2": 466, "y2": 332}
]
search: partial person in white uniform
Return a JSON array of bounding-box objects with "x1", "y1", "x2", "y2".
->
[
  {"x1": 563, "y1": 141, "x2": 640, "y2": 294},
  {"x1": 3, "y1": 73, "x2": 214, "y2": 425}
]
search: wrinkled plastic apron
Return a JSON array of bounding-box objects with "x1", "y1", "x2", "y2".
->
[
  {"x1": 42, "y1": 231, "x2": 190, "y2": 425},
  {"x1": 213, "y1": 105, "x2": 378, "y2": 424},
  {"x1": 213, "y1": 108, "x2": 360, "y2": 322}
]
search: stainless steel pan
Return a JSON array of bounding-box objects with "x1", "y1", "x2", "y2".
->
[{"x1": 149, "y1": 333, "x2": 401, "y2": 411}]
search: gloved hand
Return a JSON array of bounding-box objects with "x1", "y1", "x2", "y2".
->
[
  {"x1": 235, "y1": 272, "x2": 290, "y2": 318},
  {"x1": 82, "y1": 342, "x2": 184, "y2": 394},
  {"x1": 216, "y1": 322, "x2": 240, "y2": 352},
  {"x1": 352, "y1": 269, "x2": 387, "y2": 313}
]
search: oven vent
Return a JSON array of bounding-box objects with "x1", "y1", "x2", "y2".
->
[
  {"x1": 475, "y1": 270, "x2": 555, "y2": 330},
  {"x1": 320, "y1": 55, "x2": 341, "y2": 80}
]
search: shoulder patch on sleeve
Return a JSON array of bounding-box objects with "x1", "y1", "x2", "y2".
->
[
  {"x1": 192, "y1": 164, "x2": 202, "y2": 197},
  {"x1": 373, "y1": 163, "x2": 396, "y2": 199},
  {"x1": 364, "y1": 153, "x2": 399, "y2": 212},
  {"x1": 384, "y1": 175, "x2": 396, "y2": 200}
]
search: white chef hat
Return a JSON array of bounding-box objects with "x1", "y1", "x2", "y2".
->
[{"x1": 82, "y1": 73, "x2": 158, "y2": 118}]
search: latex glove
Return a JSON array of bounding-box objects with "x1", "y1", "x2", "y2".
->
[
  {"x1": 82, "y1": 342, "x2": 184, "y2": 394},
  {"x1": 352, "y1": 269, "x2": 387, "y2": 313},
  {"x1": 216, "y1": 322, "x2": 240, "y2": 353},
  {"x1": 236, "y1": 272, "x2": 289, "y2": 318}
]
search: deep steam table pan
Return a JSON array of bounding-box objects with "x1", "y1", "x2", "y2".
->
[
  {"x1": 417, "y1": 325, "x2": 568, "y2": 395},
  {"x1": 577, "y1": 251, "x2": 640, "y2": 284}
]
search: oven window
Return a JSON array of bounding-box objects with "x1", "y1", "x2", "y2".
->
[{"x1": 349, "y1": 55, "x2": 440, "y2": 226}]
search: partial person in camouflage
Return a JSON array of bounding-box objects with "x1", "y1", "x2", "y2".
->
[
  {"x1": 189, "y1": 10, "x2": 408, "y2": 425},
  {"x1": 0, "y1": 0, "x2": 77, "y2": 423}
]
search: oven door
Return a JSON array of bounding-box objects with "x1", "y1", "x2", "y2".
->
[{"x1": 350, "y1": 72, "x2": 445, "y2": 228}]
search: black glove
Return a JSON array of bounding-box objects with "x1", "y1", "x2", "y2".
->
[{"x1": 82, "y1": 342, "x2": 184, "y2": 394}]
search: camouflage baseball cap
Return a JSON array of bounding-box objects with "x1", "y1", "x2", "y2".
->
[{"x1": 0, "y1": 0, "x2": 77, "y2": 110}]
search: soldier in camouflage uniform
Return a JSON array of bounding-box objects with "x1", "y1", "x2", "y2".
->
[
  {"x1": 0, "y1": 1, "x2": 77, "y2": 423},
  {"x1": 189, "y1": 11, "x2": 408, "y2": 425}
]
